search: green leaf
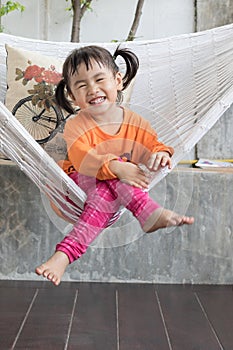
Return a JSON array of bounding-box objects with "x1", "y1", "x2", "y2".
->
[
  {"x1": 15, "y1": 75, "x2": 23, "y2": 81},
  {"x1": 31, "y1": 94, "x2": 40, "y2": 105},
  {"x1": 22, "y1": 78, "x2": 28, "y2": 85},
  {"x1": 33, "y1": 84, "x2": 43, "y2": 92},
  {"x1": 15, "y1": 67, "x2": 23, "y2": 75},
  {"x1": 27, "y1": 89, "x2": 36, "y2": 94},
  {"x1": 0, "y1": 1, "x2": 25, "y2": 17}
]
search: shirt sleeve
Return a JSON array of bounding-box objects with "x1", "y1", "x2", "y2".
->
[
  {"x1": 132, "y1": 117, "x2": 174, "y2": 163},
  {"x1": 67, "y1": 138, "x2": 119, "y2": 179}
]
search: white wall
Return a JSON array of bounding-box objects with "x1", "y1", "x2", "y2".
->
[{"x1": 2, "y1": 0, "x2": 194, "y2": 42}]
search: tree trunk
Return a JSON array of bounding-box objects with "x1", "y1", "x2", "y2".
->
[
  {"x1": 71, "y1": 0, "x2": 93, "y2": 42},
  {"x1": 126, "y1": 0, "x2": 145, "y2": 41},
  {"x1": 71, "y1": 0, "x2": 81, "y2": 42}
]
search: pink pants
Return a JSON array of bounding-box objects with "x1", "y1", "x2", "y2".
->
[{"x1": 56, "y1": 172, "x2": 160, "y2": 263}]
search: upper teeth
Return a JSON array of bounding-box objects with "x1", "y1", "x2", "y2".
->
[{"x1": 90, "y1": 97, "x2": 104, "y2": 104}]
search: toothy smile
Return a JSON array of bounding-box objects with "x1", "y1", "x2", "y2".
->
[{"x1": 89, "y1": 97, "x2": 105, "y2": 105}]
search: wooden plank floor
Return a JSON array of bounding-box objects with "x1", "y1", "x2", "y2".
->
[{"x1": 0, "y1": 281, "x2": 232, "y2": 349}]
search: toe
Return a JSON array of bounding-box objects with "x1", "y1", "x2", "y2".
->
[
  {"x1": 47, "y1": 271, "x2": 55, "y2": 281},
  {"x1": 54, "y1": 277, "x2": 61, "y2": 286},
  {"x1": 35, "y1": 265, "x2": 45, "y2": 276},
  {"x1": 43, "y1": 268, "x2": 51, "y2": 278},
  {"x1": 184, "y1": 216, "x2": 194, "y2": 225}
]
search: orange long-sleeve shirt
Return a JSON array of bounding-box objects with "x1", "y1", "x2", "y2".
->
[{"x1": 60, "y1": 107, "x2": 174, "y2": 180}]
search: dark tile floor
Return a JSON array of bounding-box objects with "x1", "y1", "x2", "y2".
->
[{"x1": 0, "y1": 280, "x2": 233, "y2": 349}]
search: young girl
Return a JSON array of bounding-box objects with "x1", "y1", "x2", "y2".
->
[{"x1": 36, "y1": 45, "x2": 194, "y2": 285}]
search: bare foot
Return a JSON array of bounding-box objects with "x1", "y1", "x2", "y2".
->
[
  {"x1": 35, "y1": 251, "x2": 69, "y2": 286},
  {"x1": 142, "y1": 207, "x2": 194, "y2": 233}
]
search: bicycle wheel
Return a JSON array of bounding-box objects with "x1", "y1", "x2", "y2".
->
[{"x1": 12, "y1": 95, "x2": 63, "y2": 144}]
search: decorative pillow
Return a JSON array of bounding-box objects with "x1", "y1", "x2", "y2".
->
[
  {"x1": 5, "y1": 44, "x2": 63, "y2": 112},
  {"x1": 2, "y1": 45, "x2": 62, "y2": 159},
  {"x1": 4, "y1": 45, "x2": 67, "y2": 160}
]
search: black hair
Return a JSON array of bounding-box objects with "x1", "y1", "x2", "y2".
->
[{"x1": 55, "y1": 45, "x2": 139, "y2": 114}]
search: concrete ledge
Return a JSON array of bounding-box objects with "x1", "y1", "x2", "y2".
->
[{"x1": 1, "y1": 161, "x2": 233, "y2": 284}]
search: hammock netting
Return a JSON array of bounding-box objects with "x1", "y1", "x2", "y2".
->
[{"x1": 1, "y1": 24, "x2": 233, "y2": 229}]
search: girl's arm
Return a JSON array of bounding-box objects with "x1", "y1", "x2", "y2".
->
[
  {"x1": 67, "y1": 140, "x2": 119, "y2": 179},
  {"x1": 68, "y1": 140, "x2": 149, "y2": 187},
  {"x1": 147, "y1": 151, "x2": 172, "y2": 171},
  {"x1": 64, "y1": 114, "x2": 122, "y2": 180},
  {"x1": 109, "y1": 160, "x2": 149, "y2": 189},
  {"x1": 130, "y1": 116, "x2": 174, "y2": 164}
]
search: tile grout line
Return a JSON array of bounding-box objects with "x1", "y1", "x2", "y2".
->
[
  {"x1": 11, "y1": 288, "x2": 39, "y2": 350},
  {"x1": 194, "y1": 292, "x2": 224, "y2": 350},
  {"x1": 64, "y1": 289, "x2": 79, "y2": 350},
  {"x1": 115, "y1": 289, "x2": 120, "y2": 350},
  {"x1": 155, "y1": 290, "x2": 173, "y2": 350}
]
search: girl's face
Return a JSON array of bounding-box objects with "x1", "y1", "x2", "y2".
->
[{"x1": 69, "y1": 59, "x2": 123, "y2": 111}]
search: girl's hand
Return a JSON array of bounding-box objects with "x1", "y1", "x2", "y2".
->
[
  {"x1": 109, "y1": 160, "x2": 149, "y2": 189},
  {"x1": 147, "y1": 152, "x2": 172, "y2": 171}
]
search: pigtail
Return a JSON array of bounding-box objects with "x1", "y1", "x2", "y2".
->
[
  {"x1": 55, "y1": 79, "x2": 75, "y2": 115},
  {"x1": 113, "y1": 46, "x2": 139, "y2": 90}
]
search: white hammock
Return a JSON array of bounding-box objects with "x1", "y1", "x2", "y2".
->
[{"x1": 1, "y1": 24, "x2": 233, "y2": 227}]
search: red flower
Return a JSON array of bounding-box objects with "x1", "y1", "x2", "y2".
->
[
  {"x1": 42, "y1": 69, "x2": 62, "y2": 85},
  {"x1": 24, "y1": 65, "x2": 45, "y2": 81},
  {"x1": 34, "y1": 75, "x2": 44, "y2": 83}
]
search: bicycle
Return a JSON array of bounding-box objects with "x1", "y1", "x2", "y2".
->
[{"x1": 12, "y1": 95, "x2": 74, "y2": 144}]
